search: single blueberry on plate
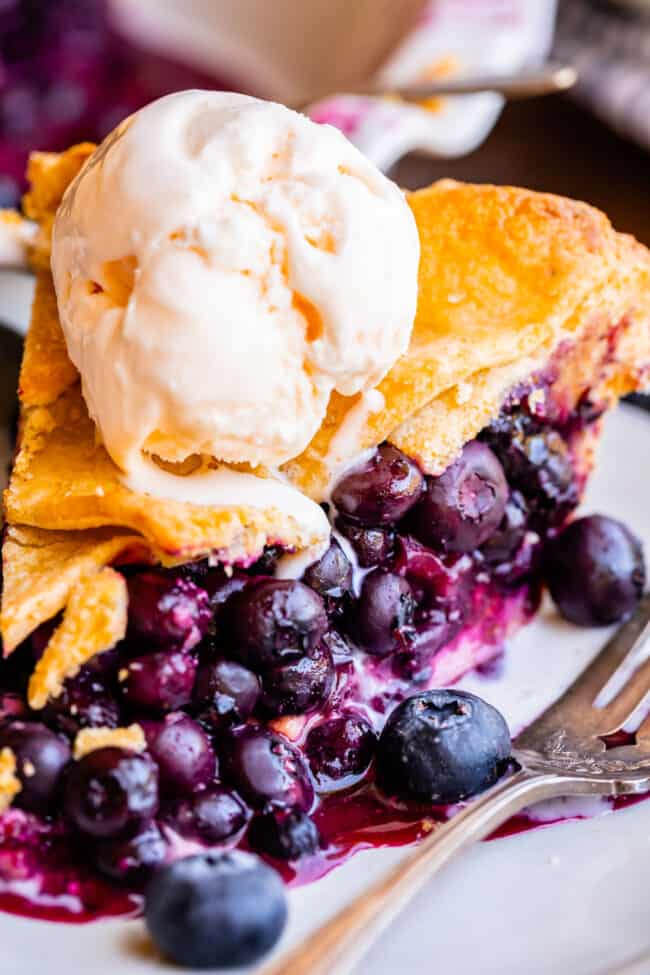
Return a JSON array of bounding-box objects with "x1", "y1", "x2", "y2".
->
[
  {"x1": 355, "y1": 570, "x2": 416, "y2": 657},
  {"x1": 411, "y1": 441, "x2": 508, "y2": 553},
  {"x1": 260, "y1": 641, "x2": 335, "y2": 717},
  {"x1": 93, "y1": 820, "x2": 167, "y2": 884},
  {"x1": 126, "y1": 570, "x2": 212, "y2": 652},
  {"x1": 222, "y1": 579, "x2": 327, "y2": 671},
  {"x1": 141, "y1": 713, "x2": 216, "y2": 798},
  {"x1": 145, "y1": 850, "x2": 287, "y2": 969},
  {"x1": 545, "y1": 514, "x2": 646, "y2": 626},
  {"x1": 0, "y1": 721, "x2": 71, "y2": 814},
  {"x1": 306, "y1": 714, "x2": 377, "y2": 792},
  {"x1": 222, "y1": 725, "x2": 314, "y2": 811},
  {"x1": 332, "y1": 444, "x2": 424, "y2": 526},
  {"x1": 376, "y1": 690, "x2": 511, "y2": 803},
  {"x1": 63, "y1": 747, "x2": 159, "y2": 838},
  {"x1": 248, "y1": 807, "x2": 320, "y2": 860},
  {"x1": 162, "y1": 787, "x2": 249, "y2": 844}
]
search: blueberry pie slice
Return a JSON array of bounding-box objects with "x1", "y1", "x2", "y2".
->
[{"x1": 0, "y1": 92, "x2": 649, "y2": 922}]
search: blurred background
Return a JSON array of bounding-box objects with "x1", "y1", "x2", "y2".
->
[{"x1": 0, "y1": 0, "x2": 649, "y2": 247}]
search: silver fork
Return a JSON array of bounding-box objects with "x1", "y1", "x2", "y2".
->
[{"x1": 261, "y1": 593, "x2": 650, "y2": 975}]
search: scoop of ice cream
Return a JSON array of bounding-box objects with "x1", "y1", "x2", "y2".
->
[{"x1": 51, "y1": 90, "x2": 420, "y2": 473}]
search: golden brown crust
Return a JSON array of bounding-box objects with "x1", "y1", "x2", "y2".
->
[
  {"x1": 1, "y1": 524, "x2": 147, "y2": 655},
  {"x1": 19, "y1": 272, "x2": 78, "y2": 407},
  {"x1": 27, "y1": 568, "x2": 128, "y2": 709},
  {"x1": 73, "y1": 725, "x2": 146, "y2": 760},
  {"x1": 23, "y1": 144, "x2": 94, "y2": 271},
  {"x1": 0, "y1": 749, "x2": 21, "y2": 812},
  {"x1": 284, "y1": 181, "x2": 650, "y2": 491}
]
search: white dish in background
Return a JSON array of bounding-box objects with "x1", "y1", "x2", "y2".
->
[{"x1": 0, "y1": 286, "x2": 649, "y2": 973}]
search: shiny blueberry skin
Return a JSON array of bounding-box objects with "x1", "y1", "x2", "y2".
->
[
  {"x1": 481, "y1": 411, "x2": 578, "y2": 527},
  {"x1": 44, "y1": 673, "x2": 121, "y2": 737},
  {"x1": 63, "y1": 747, "x2": 159, "y2": 839},
  {"x1": 222, "y1": 580, "x2": 327, "y2": 671},
  {"x1": 355, "y1": 570, "x2": 416, "y2": 657},
  {"x1": 260, "y1": 642, "x2": 334, "y2": 717},
  {"x1": 162, "y1": 787, "x2": 250, "y2": 845},
  {"x1": 332, "y1": 444, "x2": 424, "y2": 527},
  {"x1": 120, "y1": 650, "x2": 197, "y2": 714},
  {"x1": 94, "y1": 820, "x2": 167, "y2": 884},
  {"x1": 126, "y1": 571, "x2": 212, "y2": 652},
  {"x1": 222, "y1": 726, "x2": 314, "y2": 812},
  {"x1": 303, "y1": 538, "x2": 353, "y2": 599},
  {"x1": 193, "y1": 659, "x2": 260, "y2": 730},
  {"x1": 376, "y1": 690, "x2": 511, "y2": 803},
  {"x1": 306, "y1": 714, "x2": 377, "y2": 792},
  {"x1": 336, "y1": 517, "x2": 395, "y2": 568},
  {"x1": 145, "y1": 851, "x2": 287, "y2": 969},
  {"x1": 411, "y1": 442, "x2": 508, "y2": 553},
  {"x1": 142, "y1": 714, "x2": 216, "y2": 799},
  {"x1": 0, "y1": 721, "x2": 71, "y2": 814},
  {"x1": 201, "y1": 568, "x2": 249, "y2": 616},
  {"x1": 545, "y1": 515, "x2": 646, "y2": 626},
  {"x1": 248, "y1": 808, "x2": 320, "y2": 861}
]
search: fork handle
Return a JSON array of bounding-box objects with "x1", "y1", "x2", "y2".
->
[{"x1": 261, "y1": 768, "x2": 571, "y2": 975}]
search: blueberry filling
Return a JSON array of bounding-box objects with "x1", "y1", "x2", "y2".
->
[{"x1": 0, "y1": 386, "x2": 641, "y2": 925}]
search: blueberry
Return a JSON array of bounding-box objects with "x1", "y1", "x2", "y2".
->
[
  {"x1": 222, "y1": 580, "x2": 327, "y2": 671},
  {"x1": 481, "y1": 411, "x2": 578, "y2": 527},
  {"x1": 193, "y1": 659, "x2": 260, "y2": 731},
  {"x1": 355, "y1": 570, "x2": 415, "y2": 657},
  {"x1": 260, "y1": 642, "x2": 334, "y2": 717},
  {"x1": 248, "y1": 808, "x2": 320, "y2": 861},
  {"x1": 201, "y1": 568, "x2": 249, "y2": 615},
  {"x1": 376, "y1": 690, "x2": 511, "y2": 803},
  {"x1": 145, "y1": 851, "x2": 287, "y2": 969},
  {"x1": 336, "y1": 517, "x2": 394, "y2": 567},
  {"x1": 142, "y1": 714, "x2": 216, "y2": 798},
  {"x1": 94, "y1": 820, "x2": 167, "y2": 884},
  {"x1": 481, "y1": 491, "x2": 541, "y2": 586},
  {"x1": 480, "y1": 491, "x2": 529, "y2": 566},
  {"x1": 306, "y1": 714, "x2": 376, "y2": 791},
  {"x1": 63, "y1": 747, "x2": 159, "y2": 839},
  {"x1": 162, "y1": 787, "x2": 249, "y2": 844},
  {"x1": 126, "y1": 571, "x2": 212, "y2": 652},
  {"x1": 411, "y1": 442, "x2": 508, "y2": 553},
  {"x1": 332, "y1": 444, "x2": 424, "y2": 526},
  {"x1": 120, "y1": 650, "x2": 197, "y2": 714},
  {"x1": 0, "y1": 721, "x2": 71, "y2": 814},
  {"x1": 303, "y1": 538, "x2": 353, "y2": 599},
  {"x1": 0, "y1": 692, "x2": 27, "y2": 725},
  {"x1": 545, "y1": 515, "x2": 646, "y2": 626},
  {"x1": 223, "y1": 726, "x2": 314, "y2": 811},
  {"x1": 44, "y1": 673, "x2": 121, "y2": 737}
]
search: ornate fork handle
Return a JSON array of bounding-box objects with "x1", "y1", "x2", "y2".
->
[{"x1": 261, "y1": 767, "x2": 581, "y2": 975}]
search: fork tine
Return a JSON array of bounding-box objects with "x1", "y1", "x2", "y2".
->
[
  {"x1": 555, "y1": 594, "x2": 650, "y2": 710},
  {"x1": 596, "y1": 657, "x2": 650, "y2": 734}
]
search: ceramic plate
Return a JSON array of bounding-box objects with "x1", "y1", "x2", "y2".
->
[{"x1": 1, "y1": 275, "x2": 649, "y2": 975}]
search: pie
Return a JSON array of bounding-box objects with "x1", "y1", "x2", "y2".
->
[{"x1": 0, "y1": 143, "x2": 648, "y2": 917}]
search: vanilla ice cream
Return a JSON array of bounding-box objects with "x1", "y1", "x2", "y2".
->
[{"x1": 51, "y1": 90, "x2": 420, "y2": 473}]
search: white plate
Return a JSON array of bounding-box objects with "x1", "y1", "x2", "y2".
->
[{"x1": 1, "y1": 279, "x2": 649, "y2": 974}]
